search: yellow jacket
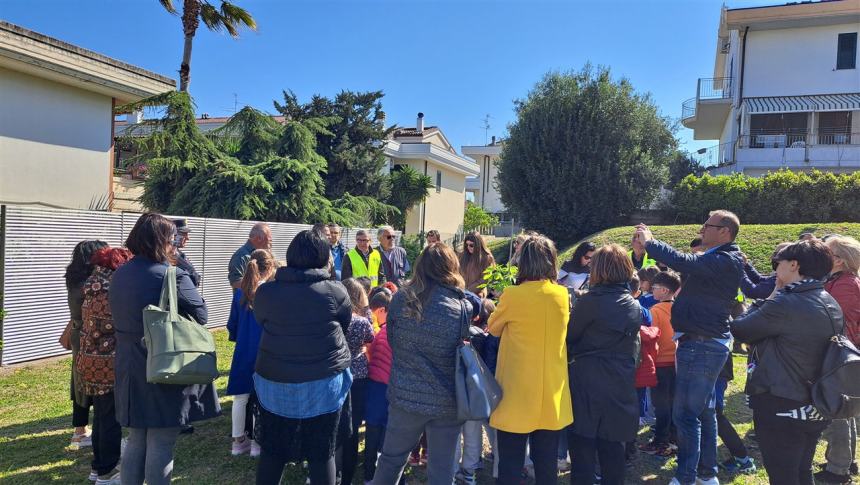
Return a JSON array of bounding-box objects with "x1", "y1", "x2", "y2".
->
[{"x1": 488, "y1": 280, "x2": 573, "y2": 433}]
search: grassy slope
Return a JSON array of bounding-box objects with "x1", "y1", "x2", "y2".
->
[
  {"x1": 559, "y1": 223, "x2": 860, "y2": 270},
  {"x1": 2, "y1": 329, "x2": 851, "y2": 484}
]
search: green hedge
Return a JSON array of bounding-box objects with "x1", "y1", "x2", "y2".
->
[
  {"x1": 671, "y1": 170, "x2": 860, "y2": 224},
  {"x1": 560, "y1": 222, "x2": 860, "y2": 271}
]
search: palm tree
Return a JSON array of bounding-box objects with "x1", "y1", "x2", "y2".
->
[{"x1": 159, "y1": 0, "x2": 256, "y2": 92}]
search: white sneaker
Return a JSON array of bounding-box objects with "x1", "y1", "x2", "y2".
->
[
  {"x1": 88, "y1": 470, "x2": 98, "y2": 481},
  {"x1": 231, "y1": 438, "x2": 252, "y2": 456},
  {"x1": 668, "y1": 479, "x2": 682, "y2": 485},
  {"x1": 557, "y1": 458, "x2": 571, "y2": 472},
  {"x1": 250, "y1": 440, "x2": 261, "y2": 458},
  {"x1": 696, "y1": 478, "x2": 719, "y2": 485},
  {"x1": 70, "y1": 432, "x2": 92, "y2": 450}
]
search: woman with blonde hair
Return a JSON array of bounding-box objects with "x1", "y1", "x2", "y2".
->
[
  {"x1": 489, "y1": 235, "x2": 573, "y2": 485},
  {"x1": 227, "y1": 249, "x2": 279, "y2": 457},
  {"x1": 459, "y1": 231, "x2": 496, "y2": 295},
  {"x1": 371, "y1": 244, "x2": 470, "y2": 485},
  {"x1": 567, "y1": 243, "x2": 642, "y2": 485},
  {"x1": 817, "y1": 235, "x2": 860, "y2": 484}
]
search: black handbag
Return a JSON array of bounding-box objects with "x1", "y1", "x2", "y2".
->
[{"x1": 811, "y1": 298, "x2": 860, "y2": 419}]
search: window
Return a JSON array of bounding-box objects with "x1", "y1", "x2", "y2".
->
[
  {"x1": 436, "y1": 170, "x2": 442, "y2": 193},
  {"x1": 818, "y1": 111, "x2": 852, "y2": 145},
  {"x1": 391, "y1": 163, "x2": 405, "y2": 173},
  {"x1": 837, "y1": 33, "x2": 857, "y2": 70},
  {"x1": 749, "y1": 113, "x2": 809, "y2": 147}
]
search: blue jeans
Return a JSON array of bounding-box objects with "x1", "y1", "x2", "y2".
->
[{"x1": 672, "y1": 339, "x2": 729, "y2": 484}]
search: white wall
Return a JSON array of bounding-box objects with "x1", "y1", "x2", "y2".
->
[
  {"x1": 0, "y1": 67, "x2": 112, "y2": 209},
  {"x1": 743, "y1": 24, "x2": 860, "y2": 98},
  {"x1": 477, "y1": 155, "x2": 505, "y2": 214}
]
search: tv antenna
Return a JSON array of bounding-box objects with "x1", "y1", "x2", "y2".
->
[
  {"x1": 233, "y1": 93, "x2": 238, "y2": 114},
  {"x1": 482, "y1": 114, "x2": 492, "y2": 145}
]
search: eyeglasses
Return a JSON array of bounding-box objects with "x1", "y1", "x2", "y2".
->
[
  {"x1": 382, "y1": 235, "x2": 395, "y2": 240},
  {"x1": 357, "y1": 238, "x2": 370, "y2": 243},
  {"x1": 702, "y1": 223, "x2": 726, "y2": 230}
]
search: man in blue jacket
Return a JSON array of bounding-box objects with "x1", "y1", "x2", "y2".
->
[{"x1": 635, "y1": 210, "x2": 744, "y2": 485}]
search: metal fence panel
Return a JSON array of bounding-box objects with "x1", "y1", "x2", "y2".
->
[
  {"x1": 2, "y1": 207, "x2": 125, "y2": 365},
  {"x1": 1, "y1": 206, "x2": 398, "y2": 365}
]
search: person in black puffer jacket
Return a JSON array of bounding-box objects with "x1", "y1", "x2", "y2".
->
[
  {"x1": 370, "y1": 243, "x2": 471, "y2": 485},
  {"x1": 732, "y1": 240, "x2": 844, "y2": 485},
  {"x1": 253, "y1": 230, "x2": 353, "y2": 485}
]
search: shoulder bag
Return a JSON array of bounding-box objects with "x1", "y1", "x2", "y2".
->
[
  {"x1": 142, "y1": 265, "x2": 218, "y2": 385},
  {"x1": 454, "y1": 299, "x2": 503, "y2": 421},
  {"x1": 811, "y1": 297, "x2": 860, "y2": 419}
]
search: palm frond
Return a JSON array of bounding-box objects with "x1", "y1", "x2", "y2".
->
[
  {"x1": 199, "y1": 3, "x2": 223, "y2": 32},
  {"x1": 158, "y1": 0, "x2": 178, "y2": 14},
  {"x1": 220, "y1": 1, "x2": 257, "y2": 30}
]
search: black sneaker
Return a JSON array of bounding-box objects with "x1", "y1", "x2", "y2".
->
[
  {"x1": 814, "y1": 470, "x2": 852, "y2": 484},
  {"x1": 851, "y1": 463, "x2": 859, "y2": 476}
]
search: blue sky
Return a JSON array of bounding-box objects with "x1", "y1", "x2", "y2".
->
[{"x1": 2, "y1": 0, "x2": 779, "y2": 155}]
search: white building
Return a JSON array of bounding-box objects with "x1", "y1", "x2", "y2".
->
[
  {"x1": 683, "y1": 0, "x2": 860, "y2": 176},
  {"x1": 0, "y1": 21, "x2": 175, "y2": 210},
  {"x1": 385, "y1": 113, "x2": 480, "y2": 241},
  {"x1": 462, "y1": 137, "x2": 506, "y2": 215}
]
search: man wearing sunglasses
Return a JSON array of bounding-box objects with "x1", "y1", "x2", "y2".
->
[
  {"x1": 342, "y1": 229, "x2": 386, "y2": 287},
  {"x1": 634, "y1": 210, "x2": 744, "y2": 485},
  {"x1": 376, "y1": 226, "x2": 410, "y2": 288}
]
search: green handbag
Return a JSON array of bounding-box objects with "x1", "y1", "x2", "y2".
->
[{"x1": 143, "y1": 265, "x2": 218, "y2": 385}]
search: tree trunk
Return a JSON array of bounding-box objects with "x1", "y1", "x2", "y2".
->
[
  {"x1": 178, "y1": 0, "x2": 201, "y2": 92},
  {"x1": 179, "y1": 33, "x2": 194, "y2": 92}
]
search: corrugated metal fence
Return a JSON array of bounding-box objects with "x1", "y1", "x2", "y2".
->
[{"x1": 0, "y1": 205, "x2": 384, "y2": 366}]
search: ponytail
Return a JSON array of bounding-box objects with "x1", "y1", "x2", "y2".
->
[{"x1": 240, "y1": 249, "x2": 278, "y2": 308}]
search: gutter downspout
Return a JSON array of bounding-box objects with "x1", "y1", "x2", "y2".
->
[
  {"x1": 735, "y1": 26, "x2": 749, "y2": 165},
  {"x1": 421, "y1": 160, "x2": 428, "y2": 234}
]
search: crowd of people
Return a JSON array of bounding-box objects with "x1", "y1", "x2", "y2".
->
[{"x1": 61, "y1": 209, "x2": 860, "y2": 485}]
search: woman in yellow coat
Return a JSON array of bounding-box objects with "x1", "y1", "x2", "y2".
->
[{"x1": 489, "y1": 235, "x2": 573, "y2": 485}]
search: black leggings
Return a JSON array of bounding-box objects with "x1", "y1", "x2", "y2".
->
[
  {"x1": 568, "y1": 432, "x2": 626, "y2": 485},
  {"x1": 257, "y1": 451, "x2": 335, "y2": 485},
  {"x1": 497, "y1": 429, "x2": 559, "y2": 485},
  {"x1": 338, "y1": 379, "x2": 367, "y2": 485},
  {"x1": 753, "y1": 409, "x2": 827, "y2": 485}
]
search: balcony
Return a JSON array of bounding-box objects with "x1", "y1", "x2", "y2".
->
[
  {"x1": 705, "y1": 132, "x2": 860, "y2": 176},
  {"x1": 681, "y1": 77, "x2": 734, "y2": 140}
]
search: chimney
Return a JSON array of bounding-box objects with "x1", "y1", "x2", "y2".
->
[
  {"x1": 417, "y1": 112, "x2": 425, "y2": 133},
  {"x1": 126, "y1": 110, "x2": 143, "y2": 124},
  {"x1": 491, "y1": 135, "x2": 496, "y2": 145}
]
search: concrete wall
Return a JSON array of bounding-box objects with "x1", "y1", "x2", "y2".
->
[
  {"x1": 474, "y1": 154, "x2": 505, "y2": 213},
  {"x1": 0, "y1": 67, "x2": 112, "y2": 209},
  {"x1": 744, "y1": 24, "x2": 860, "y2": 98}
]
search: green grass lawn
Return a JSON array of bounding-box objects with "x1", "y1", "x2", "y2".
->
[
  {"x1": 559, "y1": 222, "x2": 860, "y2": 270},
  {"x1": 0, "y1": 330, "x2": 849, "y2": 484}
]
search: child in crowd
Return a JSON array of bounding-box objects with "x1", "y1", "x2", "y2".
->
[
  {"x1": 226, "y1": 249, "x2": 279, "y2": 457},
  {"x1": 339, "y1": 278, "x2": 375, "y2": 485},
  {"x1": 636, "y1": 266, "x2": 661, "y2": 309},
  {"x1": 640, "y1": 270, "x2": 681, "y2": 457},
  {"x1": 630, "y1": 308, "x2": 661, "y2": 463},
  {"x1": 364, "y1": 291, "x2": 408, "y2": 484}
]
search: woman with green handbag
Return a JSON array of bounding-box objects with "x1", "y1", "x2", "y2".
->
[{"x1": 109, "y1": 213, "x2": 220, "y2": 485}]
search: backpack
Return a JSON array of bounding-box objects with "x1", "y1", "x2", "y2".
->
[{"x1": 811, "y1": 298, "x2": 860, "y2": 419}]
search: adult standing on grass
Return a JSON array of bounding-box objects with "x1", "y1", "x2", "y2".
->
[
  {"x1": 635, "y1": 210, "x2": 744, "y2": 485},
  {"x1": 371, "y1": 244, "x2": 470, "y2": 485},
  {"x1": 378, "y1": 226, "x2": 411, "y2": 287},
  {"x1": 328, "y1": 224, "x2": 346, "y2": 280},
  {"x1": 109, "y1": 213, "x2": 220, "y2": 485},
  {"x1": 229, "y1": 223, "x2": 272, "y2": 289},
  {"x1": 816, "y1": 235, "x2": 860, "y2": 485},
  {"x1": 78, "y1": 246, "x2": 133, "y2": 485},
  {"x1": 566, "y1": 244, "x2": 642, "y2": 485},
  {"x1": 459, "y1": 231, "x2": 496, "y2": 296},
  {"x1": 489, "y1": 235, "x2": 572, "y2": 485},
  {"x1": 731, "y1": 240, "x2": 842, "y2": 485},
  {"x1": 252, "y1": 230, "x2": 353, "y2": 485},
  {"x1": 342, "y1": 230, "x2": 385, "y2": 286},
  {"x1": 64, "y1": 239, "x2": 108, "y2": 451},
  {"x1": 172, "y1": 219, "x2": 200, "y2": 287}
]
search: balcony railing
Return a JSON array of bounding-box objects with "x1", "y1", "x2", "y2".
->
[
  {"x1": 691, "y1": 141, "x2": 735, "y2": 168},
  {"x1": 681, "y1": 78, "x2": 733, "y2": 121},
  {"x1": 682, "y1": 98, "x2": 697, "y2": 120},
  {"x1": 738, "y1": 132, "x2": 860, "y2": 149},
  {"x1": 697, "y1": 77, "x2": 733, "y2": 100}
]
